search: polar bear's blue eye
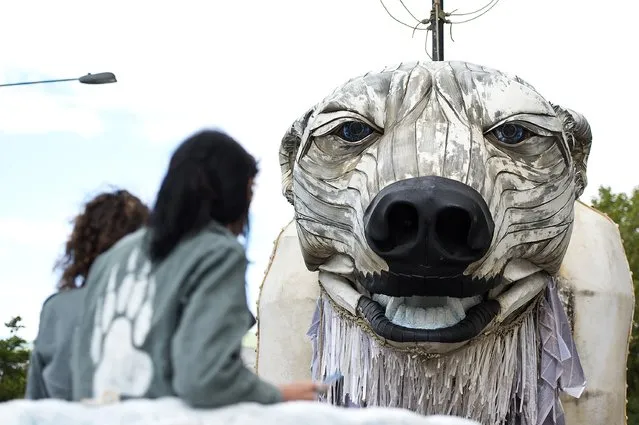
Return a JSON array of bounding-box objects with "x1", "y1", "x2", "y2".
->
[
  {"x1": 335, "y1": 121, "x2": 374, "y2": 143},
  {"x1": 492, "y1": 123, "x2": 529, "y2": 145}
]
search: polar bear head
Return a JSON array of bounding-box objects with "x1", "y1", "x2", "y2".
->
[{"x1": 279, "y1": 61, "x2": 591, "y2": 347}]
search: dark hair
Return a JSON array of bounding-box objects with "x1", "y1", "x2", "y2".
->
[
  {"x1": 148, "y1": 130, "x2": 258, "y2": 262},
  {"x1": 55, "y1": 189, "x2": 150, "y2": 291}
]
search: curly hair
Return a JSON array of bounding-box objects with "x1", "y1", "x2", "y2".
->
[{"x1": 55, "y1": 189, "x2": 150, "y2": 291}]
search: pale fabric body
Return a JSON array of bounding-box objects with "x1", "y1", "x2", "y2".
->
[{"x1": 256, "y1": 201, "x2": 634, "y2": 425}]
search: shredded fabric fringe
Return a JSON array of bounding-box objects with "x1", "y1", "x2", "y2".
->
[
  {"x1": 536, "y1": 279, "x2": 586, "y2": 425},
  {"x1": 308, "y1": 278, "x2": 585, "y2": 425}
]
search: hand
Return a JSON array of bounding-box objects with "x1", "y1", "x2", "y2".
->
[{"x1": 278, "y1": 381, "x2": 328, "y2": 401}]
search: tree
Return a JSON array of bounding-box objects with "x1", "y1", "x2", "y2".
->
[
  {"x1": 0, "y1": 316, "x2": 31, "y2": 401},
  {"x1": 591, "y1": 186, "x2": 639, "y2": 423}
]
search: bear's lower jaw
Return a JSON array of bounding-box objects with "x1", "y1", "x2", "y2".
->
[{"x1": 358, "y1": 295, "x2": 500, "y2": 343}]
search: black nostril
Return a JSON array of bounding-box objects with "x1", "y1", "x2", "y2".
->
[
  {"x1": 373, "y1": 203, "x2": 419, "y2": 253},
  {"x1": 434, "y1": 207, "x2": 473, "y2": 258}
]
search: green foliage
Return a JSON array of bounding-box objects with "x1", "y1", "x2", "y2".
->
[
  {"x1": 0, "y1": 316, "x2": 31, "y2": 401},
  {"x1": 591, "y1": 186, "x2": 639, "y2": 423}
]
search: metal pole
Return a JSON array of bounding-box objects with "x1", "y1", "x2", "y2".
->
[
  {"x1": 0, "y1": 78, "x2": 79, "y2": 88},
  {"x1": 431, "y1": 0, "x2": 445, "y2": 61}
]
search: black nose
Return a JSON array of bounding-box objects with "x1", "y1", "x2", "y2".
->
[{"x1": 364, "y1": 176, "x2": 494, "y2": 266}]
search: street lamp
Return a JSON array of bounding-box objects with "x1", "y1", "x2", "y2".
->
[{"x1": 0, "y1": 72, "x2": 117, "y2": 88}]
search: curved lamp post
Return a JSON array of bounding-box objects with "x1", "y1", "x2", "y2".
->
[{"x1": 0, "y1": 72, "x2": 117, "y2": 88}]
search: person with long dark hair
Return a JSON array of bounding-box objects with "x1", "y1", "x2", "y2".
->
[
  {"x1": 26, "y1": 189, "x2": 150, "y2": 400},
  {"x1": 70, "y1": 130, "x2": 321, "y2": 407}
]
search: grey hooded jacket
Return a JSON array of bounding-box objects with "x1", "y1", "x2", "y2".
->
[{"x1": 70, "y1": 223, "x2": 282, "y2": 407}]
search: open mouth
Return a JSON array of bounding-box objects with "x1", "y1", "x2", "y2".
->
[
  {"x1": 373, "y1": 293, "x2": 485, "y2": 329},
  {"x1": 358, "y1": 291, "x2": 501, "y2": 343},
  {"x1": 319, "y1": 258, "x2": 547, "y2": 345}
]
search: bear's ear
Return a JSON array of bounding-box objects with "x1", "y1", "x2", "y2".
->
[
  {"x1": 552, "y1": 104, "x2": 593, "y2": 199},
  {"x1": 279, "y1": 109, "x2": 314, "y2": 205}
]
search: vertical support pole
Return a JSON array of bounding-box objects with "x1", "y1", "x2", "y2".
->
[{"x1": 431, "y1": 0, "x2": 445, "y2": 61}]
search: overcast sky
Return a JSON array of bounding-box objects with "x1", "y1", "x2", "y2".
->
[{"x1": 1, "y1": 0, "x2": 637, "y2": 341}]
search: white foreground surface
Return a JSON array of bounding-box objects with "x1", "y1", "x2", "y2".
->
[{"x1": 0, "y1": 398, "x2": 479, "y2": 425}]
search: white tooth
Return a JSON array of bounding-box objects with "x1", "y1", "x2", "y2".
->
[
  {"x1": 447, "y1": 298, "x2": 466, "y2": 322},
  {"x1": 450, "y1": 309, "x2": 463, "y2": 327},
  {"x1": 393, "y1": 305, "x2": 407, "y2": 326},
  {"x1": 385, "y1": 297, "x2": 404, "y2": 319},
  {"x1": 406, "y1": 308, "x2": 416, "y2": 327},
  {"x1": 442, "y1": 309, "x2": 457, "y2": 327},
  {"x1": 421, "y1": 308, "x2": 437, "y2": 329},
  {"x1": 434, "y1": 307, "x2": 448, "y2": 329},
  {"x1": 404, "y1": 306, "x2": 418, "y2": 328},
  {"x1": 460, "y1": 295, "x2": 482, "y2": 311},
  {"x1": 372, "y1": 294, "x2": 391, "y2": 308},
  {"x1": 414, "y1": 308, "x2": 428, "y2": 328}
]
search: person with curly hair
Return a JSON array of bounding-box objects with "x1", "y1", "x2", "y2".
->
[
  {"x1": 70, "y1": 130, "x2": 323, "y2": 408},
  {"x1": 25, "y1": 189, "x2": 150, "y2": 400}
]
